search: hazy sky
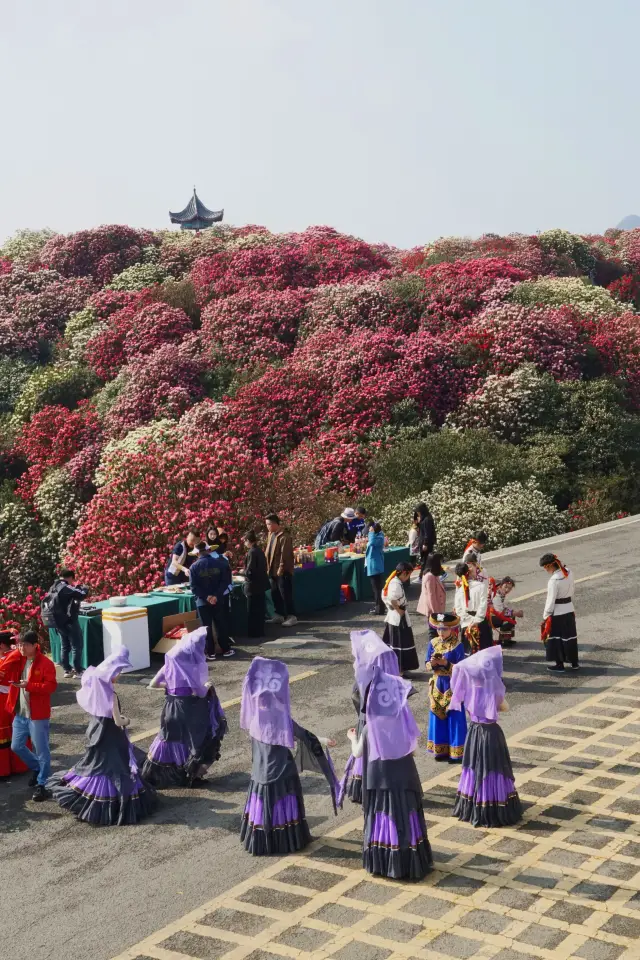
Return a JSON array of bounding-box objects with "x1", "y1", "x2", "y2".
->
[{"x1": 1, "y1": 0, "x2": 638, "y2": 248}]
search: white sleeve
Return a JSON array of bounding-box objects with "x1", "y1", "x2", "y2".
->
[
  {"x1": 454, "y1": 587, "x2": 464, "y2": 620},
  {"x1": 543, "y1": 576, "x2": 557, "y2": 619},
  {"x1": 472, "y1": 581, "x2": 488, "y2": 623},
  {"x1": 351, "y1": 727, "x2": 366, "y2": 758}
]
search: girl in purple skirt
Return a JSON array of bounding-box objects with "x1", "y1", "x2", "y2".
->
[
  {"x1": 340, "y1": 629, "x2": 400, "y2": 806},
  {"x1": 449, "y1": 646, "x2": 521, "y2": 828},
  {"x1": 240, "y1": 657, "x2": 339, "y2": 856},
  {"x1": 49, "y1": 646, "x2": 157, "y2": 826},
  {"x1": 142, "y1": 627, "x2": 227, "y2": 788},
  {"x1": 348, "y1": 667, "x2": 432, "y2": 881}
]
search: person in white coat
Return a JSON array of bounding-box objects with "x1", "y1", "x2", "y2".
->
[{"x1": 540, "y1": 554, "x2": 578, "y2": 672}]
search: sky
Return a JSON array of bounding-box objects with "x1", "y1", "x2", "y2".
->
[{"x1": 1, "y1": 0, "x2": 638, "y2": 249}]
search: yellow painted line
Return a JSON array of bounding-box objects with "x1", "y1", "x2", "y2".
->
[
  {"x1": 512, "y1": 569, "x2": 609, "y2": 604},
  {"x1": 112, "y1": 673, "x2": 640, "y2": 960},
  {"x1": 129, "y1": 668, "x2": 318, "y2": 743}
]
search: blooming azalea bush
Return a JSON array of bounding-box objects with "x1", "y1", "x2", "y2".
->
[{"x1": 0, "y1": 219, "x2": 639, "y2": 604}]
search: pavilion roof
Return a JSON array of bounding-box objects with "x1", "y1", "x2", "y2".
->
[{"x1": 169, "y1": 188, "x2": 223, "y2": 227}]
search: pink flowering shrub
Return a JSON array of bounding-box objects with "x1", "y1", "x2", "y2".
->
[
  {"x1": 201, "y1": 288, "x2": 312, "y2": 365},
  {"x1": 40, "y1": 225, "x2": 158, "y2": 283},
  {"x1": 467, "y1": 303, "x2": 585, "y2": 380},
  {"x1": 104, "y1": 337, "x2": 206, "y2": 437}
]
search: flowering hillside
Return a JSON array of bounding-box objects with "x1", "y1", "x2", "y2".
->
[{"x1": 1, "y1": 223, "x2": 639, "y2": 599}]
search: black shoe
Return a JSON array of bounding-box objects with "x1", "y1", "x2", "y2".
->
[
  {"x1": 28, "y1": 772, "x2": 39, "y2": 788},
  {"x1": 32, "y1": 785, "x2": 52, "y2": 802},
  {"x1": 547, "y1": 664, "x2": 565, "y2": 672}
]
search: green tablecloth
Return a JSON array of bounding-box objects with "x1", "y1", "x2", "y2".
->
[
  {"x1": 49, "y1": 563, "x2": 344, "y2": 666},
  {"x1": 339, "y1": 547, "x2": 412, "y2": 601}
]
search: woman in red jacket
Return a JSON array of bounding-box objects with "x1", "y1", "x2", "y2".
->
[{"x1": 0, "y1": 631, "x2": 58, "y2": 801}]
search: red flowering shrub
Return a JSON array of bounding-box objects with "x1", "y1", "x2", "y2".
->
[
  {"x1": 0, "y1": 588, "x2": 47, "y2": 644},
  {"x1": 66, "y1": 436, "x2": 271, "y2": 596},
  {"x1": 284, "y1": 429, "x2": 378, "y2": 496},
  {"x1": 15, "y1": 402, "x2": 102, "y2": 501},
  {"x1": 201, "y1": 288, "x2": 312, "y2": 365},
  {"x1": 223, "y1": 366, "x2": 332, "y2": 461},
  {"x1": 88, "y1": 297, "x2": 187, "y2": 380},
  {"x1": 399, "y1": 330, "x2": 479, "y2": 422},
  {"x1": 608, "y1": 274, "x2": 640, "y2": 309},
  {"x1": 40, "y1": 226, "x2": 158, "y2": 283},
  {"x1": 584, "y1": 311, "x2": 640, "y2": 405},
  {"x1": 0, "y1": 259, "x2": 11, "y2": 276},
  {"x1": 417, "y1": 258, "x2": 530, "y2": 331},
  {"x1": 325, "y1": 373, "x2": 407, "y2": 437}
]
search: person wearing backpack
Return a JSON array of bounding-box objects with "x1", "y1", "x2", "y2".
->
[{"x1": 44, "y1": 568, "x2": 89, "y2": 679}]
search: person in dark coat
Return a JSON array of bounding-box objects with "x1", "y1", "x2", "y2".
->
[
  {"x1": 242, "y1": 531, "x2": 270, "y2": 639},
  {"x1": 414, "y1": 502, "x2": 437, "y2": 578}
]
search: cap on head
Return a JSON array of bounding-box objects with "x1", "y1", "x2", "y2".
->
[
  {"x1": 341, "y1": 508, "x2": 356, "y2": 520},
  {"x1": 429, "y1": 611, "x2": 460, "y2": 629}
]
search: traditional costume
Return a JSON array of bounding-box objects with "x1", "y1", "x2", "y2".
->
[
  {"x1": 0, "y1": 642, "x2": 30, "y2": 777},
  {"x1": 454, "y1": 572, "x2": 492, "y2": 654},
  {"x1": 49, "y1": 646, "x2": 157, "y2": 825},
  {"x1": 350, "y1": 667, "x2": 432, "y2": 881},
  {"x1": 340, "y1": 630, "x2": 400, "y2": 805},
  {"x1": 450, "y1": 646, "x2": 521, "y2": 828},
  {"x1": 426, "y1": 613, "x2": 467, "y2": 762},
  {"x1": 142, "y1": 628, "x2": 227, "y2": 787},
  {"x1": 382, "y1": 572, "x2": 419, "y2": 673},
  {"x1": 489, "y1": 579, "x2": 518, "y2": 646},
  {"x1": 541, "y1": 556, "x2": 578, "y2": 670},
  {"x1": 240, "y1": 657, "x2": 339, "y2": 856}
]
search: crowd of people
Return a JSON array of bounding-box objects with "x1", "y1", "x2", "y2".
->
[{"x1": 0, "y1": 493, "x2": 580, "y2": 885}]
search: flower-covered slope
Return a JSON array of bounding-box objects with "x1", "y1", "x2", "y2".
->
[{"x1": 0, "y1": 222, "x2": 639, "y2": 600}]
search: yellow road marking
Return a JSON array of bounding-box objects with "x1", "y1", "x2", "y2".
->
[
  {"x1": 512, "y1": 569, "x2": 610, "y2": 604},
  {"x1": 129, "y1": 668, "x2": 318, "y2": 743},
  {"x1": 113, "y1": 673, "x2": 640, "y2": 960}
]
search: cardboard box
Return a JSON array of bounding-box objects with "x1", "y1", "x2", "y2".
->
[{"x1": 152, "y1": 610, "x2": 200, "y2": 655}]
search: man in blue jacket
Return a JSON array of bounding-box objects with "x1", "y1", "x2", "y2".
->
[{"x1": 189, "y1": 541, "x2": 234, "y2": 660}]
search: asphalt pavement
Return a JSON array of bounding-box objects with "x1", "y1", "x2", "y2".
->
[{"x1": 3, "y1": 515, "x2": 640, "y2": 960}]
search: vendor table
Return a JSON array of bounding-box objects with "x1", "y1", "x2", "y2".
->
[
  {"x1": 49, "y1": 561, "x2": 344, "y2": 668},
  {"x1": 339, "y1": 546, "x2": 411, "y2": 601}
]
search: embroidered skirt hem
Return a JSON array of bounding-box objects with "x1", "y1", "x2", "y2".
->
[{"x1": 240, "y1": 774, "x2": 311, "y2": 856}]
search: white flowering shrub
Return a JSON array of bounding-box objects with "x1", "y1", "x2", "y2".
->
[
  {"x1": 538, "y1": 229, "x2": 596, "y2": 276},
  {"x1": 509, "y1": 277, "x2": 621, "y2": 315},
  {"x1": 107, "y1": 262, "x2": 168, "y2": 291},
  {"x1": 95, "y1": 419, "x2": 179, "y2": 486},
  {"x1": 0, "y1": 501, "x2": 56, "y2": 599},
  {"x1": 0, "y1": 228, "x2": 57, "y2": 266},
  {"x1": 0, "y1": 356, "x2": 36, "y2": 414},
  {"x1": 65, "y1": 306, "x2": 106, "y2": 362},
  {"x1": 34, "y1": 467, "x2": 86, "y2": 552},
  {"x1": 380, "y1": 466, "x2": 565, "y2": 557},
  {"x1": 447, "y1": 364, "x2": 560, "y2": 443}
]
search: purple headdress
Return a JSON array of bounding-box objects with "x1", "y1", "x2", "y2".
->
[
  {"x1": 76, "y1": 645, "x2": 133, "y2": 718},
  {"x1": 160, "y1": 627, "x2": 208, "y2": 696},
  {"x1": 240, "y1": 657, "x2": 294, "y2": 749},
  {"x1": 449, "y1": 645, "x2": 505, "y2": 721},
  {"x1": 366, "y1": 666, "x2": 420, "y2": 761},
  {"x1": 350, "y1": 629, "x2": 399, "y2": 699}
]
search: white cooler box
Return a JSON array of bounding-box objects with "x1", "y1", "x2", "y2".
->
[{"x1": 102, "y1": 606, "x2": 150, "y2": 670}]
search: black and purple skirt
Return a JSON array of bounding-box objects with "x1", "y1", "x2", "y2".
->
[
  {"x1": 241, "y1": 773, "x2": 311, "y2": 856},
  {"x1": 363, "y1": 787, "x2": 433, "y2": 881},
  {"x1": 453, "y1": 721, "x2": 521, "y2": 828},
  {"x1": 142, "y1": 691, "x2": 227, "y2": 788},
  {"x1": 49, "y1": 719, "x2": 157, "y2": 826}
]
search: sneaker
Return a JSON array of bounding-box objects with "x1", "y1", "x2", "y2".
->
[
  {"x1": 266, "y1": 615, "x2": 284, "y2": 625},
  {"x1": 547, "y1": 664, "x2": 565, "y2": 672},
  {"x1": 282, "y1": 616, "x2": 298, "y2": 627},
  {"x1": 569, "y1": 663, "x2": 580, "y2": 670},
  {"x1": 63, "y1": 670, "x2": 73, "y2": 679},
  {"x1": 222, "y1": 649, "x2": 236, "y2": 658},
  {"x1": 32, "y1": 785, "x2": 52, "y2": 802},
  {"x1": 205, "y1": 655, "x2": 217, "y2": 662},
  {"x1": 28, "y1": 772, "x2": 39, "y2": 788}
]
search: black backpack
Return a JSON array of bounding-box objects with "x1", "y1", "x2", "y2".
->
[{"x1": 40, "y1": 580, "x2": 65, "y2": 628}]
